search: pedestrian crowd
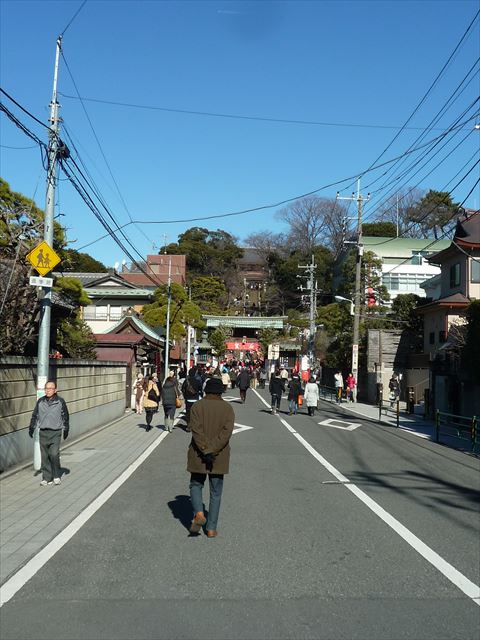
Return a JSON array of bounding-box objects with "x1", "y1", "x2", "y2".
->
[{"x1": 28, "y1": 361, "x2": 356, "y2": 540}]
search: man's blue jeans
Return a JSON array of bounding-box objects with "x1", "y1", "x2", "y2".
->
[
  {"x1": 288, "y1": 399, "x2": 298, "y2": 414},
  {"x1": 189, "y1": 473, "x2": 224, "y2": 531}
]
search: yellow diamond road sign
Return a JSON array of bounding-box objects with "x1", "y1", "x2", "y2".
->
[{"x1": 26, "y1": 241, "x2": 61, "y2": 276}]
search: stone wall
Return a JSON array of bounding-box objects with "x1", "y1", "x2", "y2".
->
[{"x1": 0, "y1": 357, "x2": 128, "y2": 472}]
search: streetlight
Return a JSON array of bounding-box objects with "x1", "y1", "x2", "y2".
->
[{"x1": 335, "y1": 295, "x2": 354, "y2": 316}]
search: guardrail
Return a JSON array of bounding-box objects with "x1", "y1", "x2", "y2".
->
[
  {"x1": 378, "y1": 390, "x2": 400, "y2": 428},
  {"x1": 435, "y1": 410, "x2": 478, "y2": 453},
  {"x1": 318, "y1": 385, "x2": 339, "y2": 403}
]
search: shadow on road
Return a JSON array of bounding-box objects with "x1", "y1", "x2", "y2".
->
[{"x1": 167, "y1": 494, "x2": 200, "y2": 536}]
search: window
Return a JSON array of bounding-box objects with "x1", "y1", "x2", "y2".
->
[
  {"x1": 472, "y1": 259, "x2": 480, "y2": 283},
  {"x1": 109, "y1": 306, "x2": 123, "y2": 320},
  {"x1": 429, "y1": 332, "x2": 435, "y2": 345},
  {"x1": 383, "y1": 274, "x2": 399, "y2": 290},
  {"x1": 450, "y1": 263, "x2": 461, "y2": 288},
  {"x1": 83, "y1": 306, "x2": 108, "y2": 321}
]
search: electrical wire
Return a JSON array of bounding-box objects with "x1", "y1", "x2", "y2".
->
[
  {"x1": 359, "y1": 82, "x2": 480, "y2": 223},
  {"x1": 58, "y1": 91, "x2": 467, "y2": 132},
  {"x1": 361, "y1": 58, "x2": 480, "y2": 201},
  {"x1": 353, "y1": 9, "x2": 480, "y2": 187},
  {"x1": 358, "y1": 158, "x2": 480, "y2": 249},
  {"x1": 0, "y1": 143, "x2": 38, "y2": 149},
  {"x1": 361, "y1": 108, "x2": 479, "y2": 223},
  {"x1": 60, "y1": 0, "x2": 87, "y2": 37},
  {"x1": 4, "y1": 89, "x2": 478, "y2": 270},
  {"x1": 60, "y1": 51, "x2": 153, "y2": 247},
  {"x1": 374, "y1": 179, "x2": 480, "y2": 280},
  {"x1": 0, "y1": 87, "x2": 53, "y2": 133}
]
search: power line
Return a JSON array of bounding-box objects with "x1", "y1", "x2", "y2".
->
[
  {"x1": 0, "y1": 143, "x2": 38, "y2": 149},
  {"x1": 60, "y1": 0, "x2": 87, "y2": 37},
  {"x1": 57, "y1": 92, "x2": 469, "y2": 132},
  {"x1": 0, "y1": 87, "x2": 53, "y2": 133},
  {"x1": 338, "y1": 8, "x2": 480, "y2": 197},
  {"x1": 60, "y1": 51, "x2": 153, "y2": 247},
  {"x1": 359, "y1": 158, "x2": 480, "y2": 250}
]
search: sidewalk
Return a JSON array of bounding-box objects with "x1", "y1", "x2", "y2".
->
[
  {"x1": 319, "y1": 396, "x2": 478, "y2": 454},
  {"x1": 0, "y1": 409, "x2": 185, "y2": 586}
]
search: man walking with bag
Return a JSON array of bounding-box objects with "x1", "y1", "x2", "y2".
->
[
  {"x1": 187, "y1": 377, "x2": 234, "y2": 538},
  {"x1": 29, "y1": 381, "x2": 69, "y2": 486}
]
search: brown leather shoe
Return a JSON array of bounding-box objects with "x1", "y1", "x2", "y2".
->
[
  {"x1": 189, "y1": 512, "x2": 206, "y2": 533},
  {"x1": 206, "y1": 530, "x2": 218, "y2": 538}
]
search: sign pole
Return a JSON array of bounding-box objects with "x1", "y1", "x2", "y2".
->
[{"x1": 36, "y1": 36, "x2": 62, "y2": 397}]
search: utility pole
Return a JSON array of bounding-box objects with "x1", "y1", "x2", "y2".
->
[
  {"x1": 164, "y1": 257, "x2": 172, "y2": 379},
  {"x1": 36, "y1": 35, "x2": 62, "y2": 397},
  {"x1": 337, "y1": 179, "x2": 370, "y2": 401},
  {"x1": 298, "y1": 255, "x2": 319, "y2": 367},
  {"x1": 186, "y1": 286, "x2": 192, "y2": 371}
]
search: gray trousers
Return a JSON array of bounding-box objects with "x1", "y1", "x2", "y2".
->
[{"x1": 40, "y1": 429, "x2": 62, "y2": 481}]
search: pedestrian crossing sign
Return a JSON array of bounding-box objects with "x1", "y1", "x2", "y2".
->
[{"x1": 26, "y1": 241, "x2": 61, "y2": 276}]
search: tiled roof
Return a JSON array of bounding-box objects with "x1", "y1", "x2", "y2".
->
[
  {"x1": 85, "y1": 288, "x2": 153, "y2": 297},
  {"x1": 416, "y1": 293, "x2": 471, "y2": 313},
  {"x1": 362, "y1": 237, "x2": 450, "y2": 258},
  {"x1": 94, "y1": 334, "x2": 144, "y2": 344},
  {"x1": 100, "y1": 315, "x2": 165, "y2": 343},
  {"x1": 203, "y1": 315, "x2": 287, "y2": 329}
]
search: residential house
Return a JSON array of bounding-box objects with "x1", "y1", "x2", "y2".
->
[
  {"x1": 362, "y1": 236, "x2": 450, "y2": 304},
  {"x1": 416, "y1": 211, "x2": 480, "y2": 415}
]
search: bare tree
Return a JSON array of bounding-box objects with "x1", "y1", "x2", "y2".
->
[
  {"x1": 244, "y1": 230, "x2": 288, "y2": 258},
  {"x1": 277, "y1": 196, "x2": 328, "y2": 254},
  {"x1": 277, "y1": 196, "x2": 348, "y2": 257}
]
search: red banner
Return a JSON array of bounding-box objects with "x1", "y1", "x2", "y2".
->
[{"x1": 225, "y1": 341, "x2": 260, "y2": 351}]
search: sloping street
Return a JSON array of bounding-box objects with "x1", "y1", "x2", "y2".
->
[{"x1": 1, "y1": 389, "x2": 479, "y2": 640}]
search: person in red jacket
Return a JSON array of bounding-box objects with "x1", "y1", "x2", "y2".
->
[{"x1": 346, "y1": 373, "x2": 356, "y2": 402}]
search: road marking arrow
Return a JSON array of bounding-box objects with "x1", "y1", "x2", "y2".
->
[
  {"x1": 233, "y1": 423, "x2": 254, "y2": 435},
  {"x1": 223, "y1": 395, "x2": 241, "y2": 403},
  {"x1": 318, "y1": 418, "x2": 361, "y2": 431}
]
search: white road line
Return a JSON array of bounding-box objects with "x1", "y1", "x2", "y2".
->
[
  {"x1": 0, "y1": 430, "x2": 170, "y2": 607},
  {"x1": 252, "y1": 388, "x2": 480, "y2": 606}
]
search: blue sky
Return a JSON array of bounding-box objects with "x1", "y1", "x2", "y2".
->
[{"x1": 1, "y1": 0, "x2": 479, "y2": 269}]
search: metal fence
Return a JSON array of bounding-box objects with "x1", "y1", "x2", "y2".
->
[
  {"x1": 318, "y1": 385, "x2": 339, "y2": 403},
  {"x1": 435, "y1": 410, "x2": 478, "y2": 453}
]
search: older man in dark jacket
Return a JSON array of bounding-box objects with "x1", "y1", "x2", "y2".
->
[
  {"x1": 187, "y1": 377, "x2": 234, "y2": 538},
  {"x1": 29, "y1": 381, "x2": 69, "y2": 486}
]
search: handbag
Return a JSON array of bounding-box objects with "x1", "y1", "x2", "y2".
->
[
  {"x1": 297, "y1": 394, "x2": 303, "y2": 406},
  {"x1": 175, "y1": 396, "x2": 182, "y2": 408}
]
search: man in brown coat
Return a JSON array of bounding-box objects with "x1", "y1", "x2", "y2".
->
[{"x1": 187, "y1": 377, "x2": 235, "y2": 538}]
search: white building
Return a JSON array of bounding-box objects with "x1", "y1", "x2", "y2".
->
[{"x1": 362, "y1": 237, "x2": 450, "y2": 303}]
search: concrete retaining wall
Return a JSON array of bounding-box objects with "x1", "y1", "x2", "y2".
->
[{"x1": 0, "y1": 357, "x2": 128, "y2": 472}]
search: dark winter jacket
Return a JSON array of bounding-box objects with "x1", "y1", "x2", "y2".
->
[
  {"x1": 269, "y1": 376, "x2": 285, "y2": 397},
  {"x1": 287, "y1": 377, "x2": 303, "y2": 400},
  {"x1": 161, "y1": 379, "x2": 178, "y2": 407},
  {"x1": 182, "y1": 375, "x2": 202, "y2": 401},
  {"x1": 237, "y1": 369, "x2": 251, "y2": 390}
]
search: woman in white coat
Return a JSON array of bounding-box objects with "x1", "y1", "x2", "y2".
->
[{"x1": 304, "y1": 376, "x2": 320, "y2": 416}]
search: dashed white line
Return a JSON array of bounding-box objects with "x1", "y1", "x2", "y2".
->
[{"x1": 252, "y1": 388, "x2": 480, "y2": 606}]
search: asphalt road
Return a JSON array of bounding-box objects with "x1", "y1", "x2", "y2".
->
[{"x1": 1, "y1": 387, "x2": 479, "y2": 640}]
